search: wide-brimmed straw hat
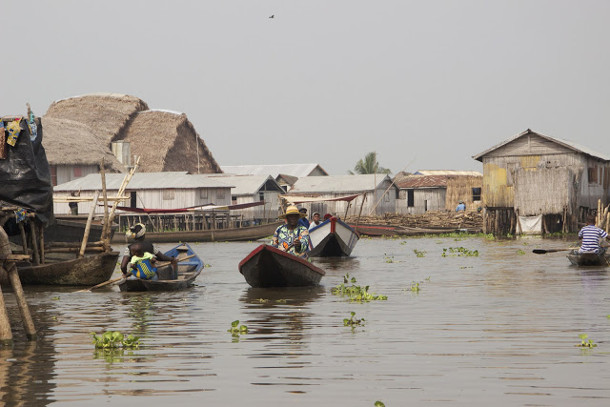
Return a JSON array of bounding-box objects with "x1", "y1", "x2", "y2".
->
[{"x1": 280, "y1": 205, "x2": 305, "y2": 219}]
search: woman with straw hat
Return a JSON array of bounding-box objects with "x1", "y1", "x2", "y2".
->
[{"x1": 272, "y1": 205, "x2": 311, "y2": 259}]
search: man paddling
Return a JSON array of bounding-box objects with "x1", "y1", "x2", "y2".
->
[
  {"x1": 578, "y1": 215, "x2": 609, "y2": 254},
  {"x1": 120, "y1": 223, "x2": 177, "y2": 277},
  {"x1": 272, "y1": 205, "x2": 311, "y2": 259}
]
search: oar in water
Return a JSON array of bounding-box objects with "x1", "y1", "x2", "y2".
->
[
  {"x1": 532, "y1": 248, "x2": 573, "y2": 254},
  {"x1": 77, "y1": 254, "x2": 197, "y2": 292}
]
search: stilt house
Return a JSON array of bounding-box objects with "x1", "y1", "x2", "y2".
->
[{"x1": 473, "y1": 129, "x2": 610, "y2": 235}]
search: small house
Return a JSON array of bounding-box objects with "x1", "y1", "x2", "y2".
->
[
  {"x1": 221, "y1": 163, "x2": 328, "y2": 178},
  {"x1": 286, "y1": 174, "x2": 398, "y2": 216},
  {"x1": 473, "y1": 129, "x2": 610, "y2": 235}
]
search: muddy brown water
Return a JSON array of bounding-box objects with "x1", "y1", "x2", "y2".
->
[{"x1": 1, "y1": 236, "x2": 610, "y2": 406}]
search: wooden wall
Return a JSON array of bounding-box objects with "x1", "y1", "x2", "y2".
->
[
  {"x1": 445, "y1": 176, "x2": 483, "y2": 211},
  {"x1": 396, "y1": 188, "x2": 446, "y2": 215}
]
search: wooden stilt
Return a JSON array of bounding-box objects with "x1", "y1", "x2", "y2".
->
[
  {"x1": 29, "y1": 222, "x2": 40, "y2": 265},
  {"x1": 18, "y1": 223, "x2": 28, "y2": 255},
  {"x1": 5, "y1": 262, "x2": 36, "y2": 340},
  {"x1": 0, "y1": 282, "x2": 13, "y2": 346},
  {"x1": 39, "y1": 223, "x2": 45, "y2": 264}
]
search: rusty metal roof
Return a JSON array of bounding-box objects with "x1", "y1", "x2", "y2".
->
[{"x1": 394, "y1": 175, "x2": 448, "y2": 189}]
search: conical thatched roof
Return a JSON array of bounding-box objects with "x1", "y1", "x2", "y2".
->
[
  {"x1": 118, "y1": 110, "x2": 221, "y2": 173},
  {"x1": 42, "y1": 117, "x2": 124, "y2": 171}
]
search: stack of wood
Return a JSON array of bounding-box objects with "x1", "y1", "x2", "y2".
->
[
  {"x1": 595, "y1": 199, "x2": 610, "y2": 233},
  {"x1": 346, "y1": 210, "x2": 483, "y2": 232}
]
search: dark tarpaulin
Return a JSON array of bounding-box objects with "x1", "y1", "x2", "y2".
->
[{"x1": 0, "y1": 117, "x2": 54, "y2": 225}]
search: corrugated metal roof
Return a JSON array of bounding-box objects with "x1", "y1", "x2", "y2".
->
[
  {"x1": 202, "y1": 174, "x2": 283, "y2": 195},
  {"x1": 289, "y1": 174, "x2": 394, "y2": 194},
  {"x1": 54, "y1": 172, "x2": 234, "y2": 191},
  {"x1": 473, "y1": 129, "x2": 610, "y2": 162},
  {"x1": 394, "y1": 175, "x2": 448, "y2": 189},
  {"x1": 221, "y1": 163, "x2": 328, "y2": 178},
  {"x1": 415, "y1": 170, "x2": 482, "y2": 176}
]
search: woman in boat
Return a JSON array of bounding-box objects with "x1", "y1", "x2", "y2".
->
[
  {"x1": 120, "y1": 223, "x2": 177, "y2": 277},
  {"x1": 578, "y1": 215, "x2": 609, "y2": 254},
  {"x1": 272, "y1": 205, "x2": 311, "y2": 259}
]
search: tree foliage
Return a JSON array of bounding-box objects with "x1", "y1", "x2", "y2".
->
[{"x1": 349, "y1": 152, "x2": 391, "y2": 174}]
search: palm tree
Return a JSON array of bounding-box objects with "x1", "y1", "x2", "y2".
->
[{"x1": 349, "y1": 152, "x2": 391, "y2": 174}]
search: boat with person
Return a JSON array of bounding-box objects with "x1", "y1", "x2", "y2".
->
[
  {"x1": 309, "y1": 216, "x2": 359, "y2": 257},
  {"x1": 567, "y1": 250, "x2": 610, "y2": 267},
  {"x1": 238, "y1": 244, "x2": 325, "y2": 288},
  {"x1": 118, "y1": 243, "x2": 203, "y2": 291}
]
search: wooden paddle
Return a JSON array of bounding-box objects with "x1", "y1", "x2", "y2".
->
[
  {"x1": 77, "y1": 254, "x2": 197, "y2": 292},
  {"x1": 532, "y1": 248, "x2": 573, "y2": 254}
]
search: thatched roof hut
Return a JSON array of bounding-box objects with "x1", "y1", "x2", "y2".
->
[
  {"x1": 44, "y1": 93, "x2": 149, "y2": 144},
  {"x1": 42, "y1": 117, "x2": 124, "y2": 172},
  {"x1": 118, "y1": 110, "x2": 221, "y2": 173}
]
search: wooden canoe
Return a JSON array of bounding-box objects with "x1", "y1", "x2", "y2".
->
[
  {"x1": 239, "y1": 244, "x2": 325, "y2": 288},
  {"x1": 11, "y1": 251, "x2": 120, "y2": 286},
  {"x1": 112, "y1": 221, "x2": 282, "y2": 244},
  {"x1": 118, "y1": 243, "x2": 203, "y2": 292},
  {"x1": 567, "y1": 250, "x2": 610, "y2": 266},
  {"x1": 45, "y1": 216, "x2": 116, "y2": 243},
  {"x1": 309, "y1": 217, "x2": 359, "y2": 257}
]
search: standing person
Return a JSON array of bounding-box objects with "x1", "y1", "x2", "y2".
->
[
  {"x1": 69, "y1": 190, "x2": 80, "y2": 215},
  {"x1": 120, "y1": 223, "x2": 177, "y2": 277},
  {"x1": 456, "y1": 201, "x2": 466, "y2": 212},
  {"x1": 578, "y1": 215, "x2": 610, "y2": 254},
  {"x1": 272, "y1": 205, "x2": 311, "y2": 258},
  {"x1": 309, "y1": 212, "x2": 322, "y2": 230},
  {"x1": 298, "y1": 207, "x2": 310, "y2": 229}
]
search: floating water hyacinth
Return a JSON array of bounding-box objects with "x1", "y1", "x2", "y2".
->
[
  {"x1": 228, "y1": 320, "x2": 248, "y2": 337},
  {"x1": 91, "y1": 331, "x2": 140, "y2": 349}
]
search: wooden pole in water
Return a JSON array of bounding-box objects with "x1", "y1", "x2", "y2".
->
[
  {"x1": 79, "y1": 191, "x2": 100, "y2": 258},
  {"x1": 100, "y1": 159, "x2": 109, "y2": 246},
  {"x1": 5, "y1": 262, "x2": 36, "y2": 340},
  {"x1": 0, "y1": 226, "x2": 13, "y2": 345},
  {"x1": 102, "y1": 156, "x2": 140, "y2": 245},
  {"x1": 39, "y1": 223, "x2": 45, "y2": 264},
  {"x1": 29, "y1": 221, "x2": 40, "y2": 265},
  {"x1": 17, "y1": 223, "x2": 28, "y2": 255}
]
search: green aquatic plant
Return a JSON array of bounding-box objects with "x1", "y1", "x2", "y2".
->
[
  {"x1": 384, "y1": 254, "x2": 395, "y2": 263},
  {"x1": 516, "y1": 249, "x2": 526, "y2": 255},
  {"x1": 228, "y1": 320, "x2": 248, "y2": 337},
  {"x1": 400, "y1": 240, "x2": 407, "y2": 245},
  {"x1": 331, "y1": 274, "x2": 388, "y2": 303},
  {"x1": 255, "y1": 298, "x2": 269, "y2": 303},
  {"x1": 410, "y1": 282, "x2": 420, "y2": 292},
  {"x1": 577, "y1": 333, "x2": 597, "y2": 348},
  {"x1": 204, "y1": 263, "x2": 212, "y2": 268},
  {"x1": 413, "y1": 249, "x2": 426, "y2": 258},
  {"x1": 343, "y1": 311, "x2": 365, "y2": 328},
  {"x1": 52, "y1": 296, "x2": 60, "y2": 301},
  {"x1": 275, "y1": 299, "x2": 287, "y2": 303},
  {"x1": 91, "y1": 331, "x2": 140, "y2": 349},
  {"x1": 374, "y1": 402, "x2": 385, "y2": 407},
  {"x1": 442, "y1": 247, "x2": 479, "y2": 257}
]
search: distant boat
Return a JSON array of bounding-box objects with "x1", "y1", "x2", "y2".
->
[
  {"x1": 10, "y1": 251, "x2": 119, "y2": 286},
  {"x1": 567, "y1": 250, "x2": 610, "y2": 266},
  {"x1": 119, "y1": 243, "x2": 203, "y2": 292},
  {"x1": 44, "y1": 215, "x2": 116, "y2": 243},
  {"x1": 239, "y1": 244, "x2": 325, "y2": 288},
  {"x1": 309, "y1": 217, "x2": 359, "y2": 257},
  {"x1": 112, "y1": 221, "x2": 282, "y2": 244}
]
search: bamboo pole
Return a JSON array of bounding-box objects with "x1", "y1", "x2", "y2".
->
[
  {"x1": 100, "y1": 159, "x2": 109, "y2": 246},
  {"x1": 79, "y1": 191, "x2": 100, "y2": 258},
  {"x1": 5, "y1": 262, "x2": 36, "y2": 340},
  {"x1": 17, "y1": 223, "x2": 28, "y2": 255},
  {"x1": 0, "y1": 282, "x2": 12, "y2": 345},
  {"x1": 45, "y1": 247, "x2": 105, "y2": 254},
  {"x1": 102, "y1": 156, "x2": 140, "y2": 245}
]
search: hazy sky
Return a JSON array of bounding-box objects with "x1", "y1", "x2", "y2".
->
[{"x1": 2, "y1": 0, "x2": 609, "y2": 175}]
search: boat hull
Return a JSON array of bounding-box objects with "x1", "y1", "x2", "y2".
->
[
  {"x1": 44, "y1": 216, "x2": 116, "y2": 243},
  {"x1": 13, "y1": 251, "x2": 119, "y2": 286},
  {"x1": 309, "y1": 218, "x2": 359, "y2": 257},
  {"x1": 112, "y1": 222, "x2": 281, "y2": 244},
  {"x1": 119, "y1": 243, "x2": 203, "y2": 292},
  {"x1": 567, "y1": 251, "x2": 610, "y2": 266},
  {"x1": 238, "y1": 244, "x2": 325, "y2": 288}
]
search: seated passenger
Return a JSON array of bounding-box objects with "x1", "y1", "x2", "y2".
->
[
  {"x1": 578, "y1": 215, "x2": 610, "y2": 254},
  {"x1": 272, "y1": 205, "x2": 311, "y2": 258},
  {"x1": 309, "y1": 212, "x2": 322, "y2": 230},
  {"x1": 126, "y1": 243, "x2": 158, "y2": 280},
  {"x1": 298, "y1": 207, "x2": 310, "y2": 229}
]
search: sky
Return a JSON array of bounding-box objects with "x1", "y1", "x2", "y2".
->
[{"x1": 2, "y1": 0, "x2": 609, "y2": 175}]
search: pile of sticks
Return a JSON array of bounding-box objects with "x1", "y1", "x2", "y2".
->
[
  {"x1": 595, "y1": 199, "x2": 610, "y2": 233},
  {"x1": 346, "y1": 210, "x2": 483, "y2": 231}
]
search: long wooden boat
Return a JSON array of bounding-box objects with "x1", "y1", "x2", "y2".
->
[
  {"x1": 45, "y1": 216, "x2": 116, "y2": 243},
  {"x1": 238, "y1": 244, "x2": 325, "y2": 288},
  {"x1": 118, "y1": 243, "x2": 203, "y2": 292},
  {"x1": 309, "y1": 217, "x2": 359, "y2": 257},
  {"x1": 567, "y1": 250, "x2": 610, "y2": 266},
  {"x1": 9, "y1": 251, "x2": 120, "y2": 286},
  {"x1": 111, "y1": 221, "x2": 282, "y2": 244}
]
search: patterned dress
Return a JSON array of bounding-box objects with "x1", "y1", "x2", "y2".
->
[{"x1": 272, "y1": 224, "x2": 311, "y2": 258}]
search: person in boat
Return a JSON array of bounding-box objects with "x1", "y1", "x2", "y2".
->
[
  {"x1": 456, "y1": 201, "x2": 466, "y2": 212},
  {"x1": 298, "y1": 207, "x2": 310, "y2": 229},
  {"x1": 120, "y1": 223, "x2": 177, "y2": 277},
  {"x1": 273, "y1": 205, "x2": 311, "y2": 258},
  {"x1": 126, "y1": 243, "x2": 158, "y2": 280},
  {"x1": 309, "y1": 212, "x2": 322, "y2": 230},
  {"x1": 578, "y1": 215, "x2": 609, "y2": 254}
]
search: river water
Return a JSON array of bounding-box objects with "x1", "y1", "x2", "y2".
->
[{"x1": 1, "y1": 236, "x2": 610, "y2": 406}]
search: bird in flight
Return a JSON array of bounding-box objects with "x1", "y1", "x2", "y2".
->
[{"x1": 269, "y1": 14, "x2": 274, "y2": 19}]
